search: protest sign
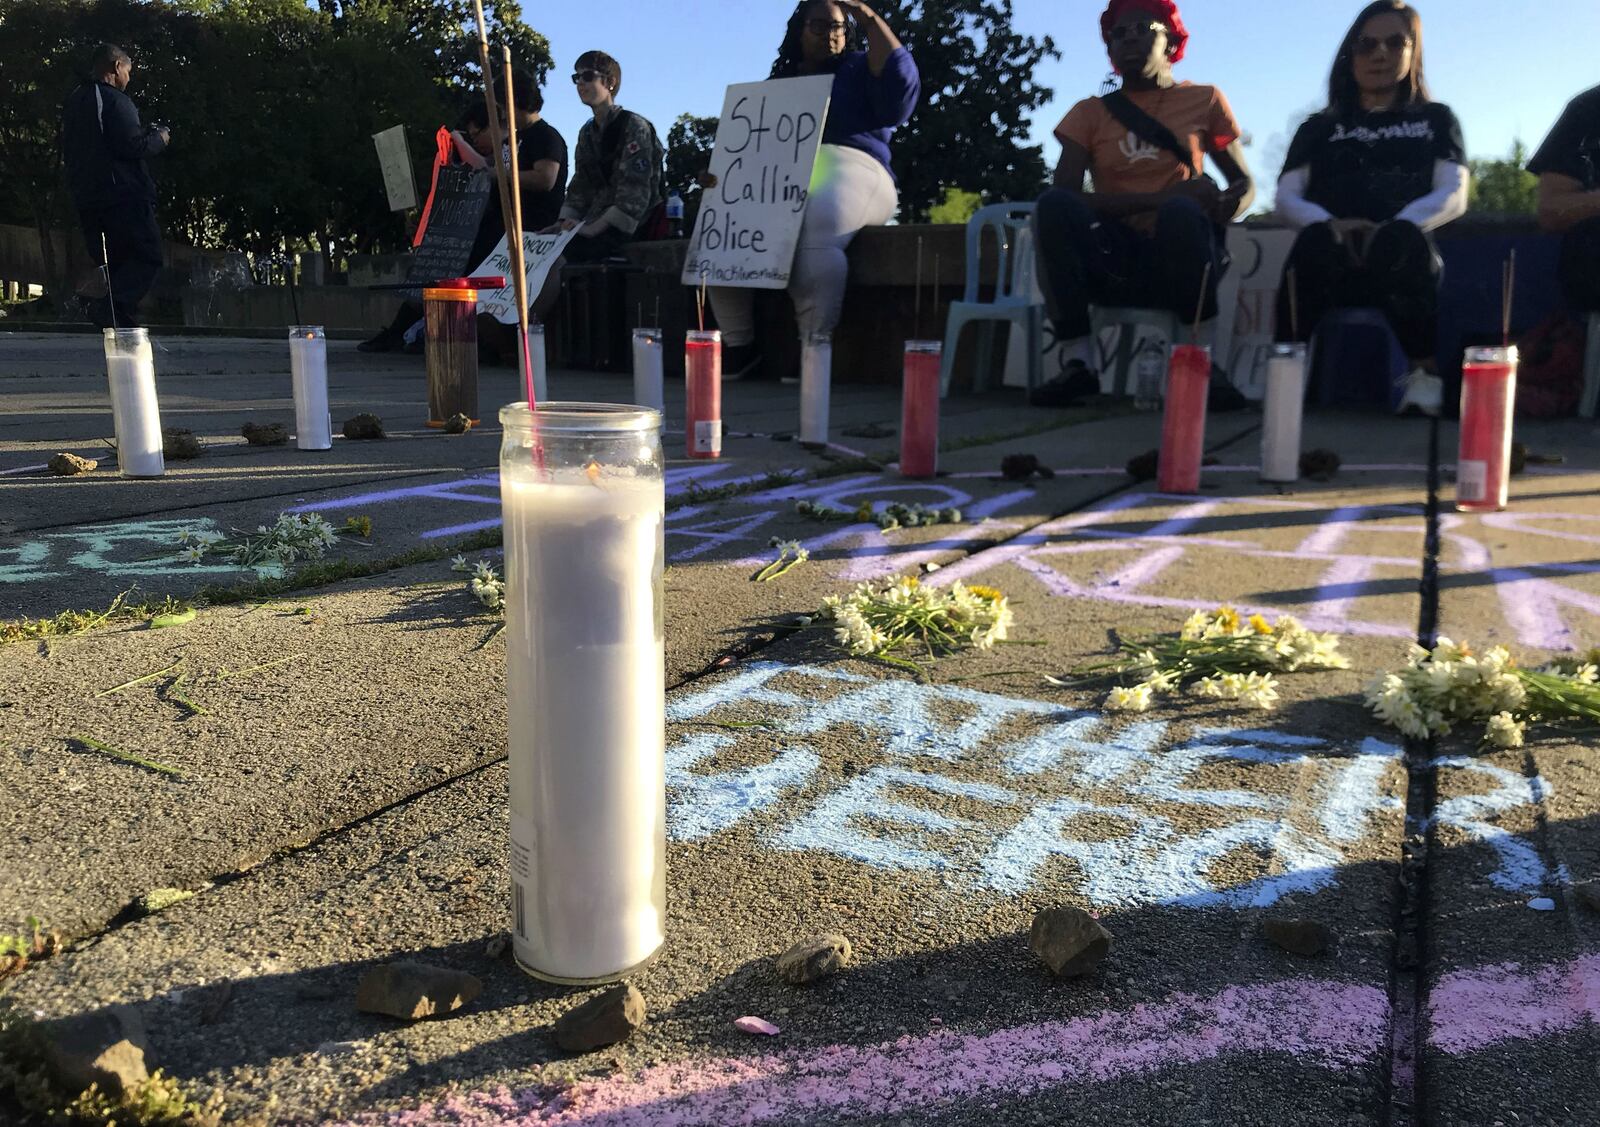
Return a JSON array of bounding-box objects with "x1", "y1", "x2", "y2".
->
[
  {"x1": 469, "y1": 227, "x2": 580, "y2": 324},
  {"x1": 372, "y1": 125, "x2": 418, "y2": 212}
]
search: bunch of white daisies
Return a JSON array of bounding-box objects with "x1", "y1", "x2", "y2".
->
[
  {"x1": 1051, "y1": 606, "x2": 1349, "y2": 713},
  {"x1": 1365, "y1": 638, "x2": 1600, "y2": 749},
  {"x1": 452, "y1": 556, "x2": 505, "y2": 613},
  {"x1": 176, "y1": 512, "x2": 340, "y2": 569},
  {"x1": 817, "y1": 577, "x2": 1012, "y2": 671}
]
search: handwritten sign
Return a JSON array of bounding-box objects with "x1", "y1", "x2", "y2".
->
[
  {"x1": 372, "y1": 125, "x2": 418, "y2": 212},
  {"x1": 682, "y1": 76, "x2": 833, "y2": 289},
  {"x1": 468, "y1": 227, "x2": 580, "y2": 324},
  {"x1": 401, "y1": 166, "x2": 491, "y2": 298}
]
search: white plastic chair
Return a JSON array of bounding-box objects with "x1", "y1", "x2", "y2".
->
[
  {"x1": 1089, "y1": 306, "x2": 1179, "y2": 396},
  {"x1": 940, "y1": 203, "x2": 1043, "y2": 397}
]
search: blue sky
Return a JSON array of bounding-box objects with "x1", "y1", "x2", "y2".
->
[{"x1": 527, "y1": 0, "x2": 1592, "y2": 190}]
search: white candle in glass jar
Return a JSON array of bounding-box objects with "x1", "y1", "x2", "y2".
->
[
  {"x1": 501, "y1": 465, "x2": 666, "y2": 983},
  {"x1": 289, "y1": 326, "x2": 332, "y2": 450},
  {"x1": 800, "y1": 331, "x2": 832, "y2": 447},
  {"x1": 1260, "y1": 344, "x2": 1306, "y2": 484},
  {"x1": 103, "y1": 329, "x2": 164, "y2": 477},
  {"x1": 632, "y1": 328, "x2": 664, "y2": 413}
]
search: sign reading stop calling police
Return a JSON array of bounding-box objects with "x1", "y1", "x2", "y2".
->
[{"x1": 681, "y1": 76, "x2": 833, "y2": 290}]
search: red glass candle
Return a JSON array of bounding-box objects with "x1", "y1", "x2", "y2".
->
[
  {"x1": 900, "y1": 340, "x2": 941, "y2": 478},
  {"x1": 1157, "y1": 344, "x2": 1211, "y2": 494},
  {"x1": 684, "y1": 330, "x2": 722, "y2": 459},
  {"x1": 1457, "y1": 346, "x2": 1518, "y2": 513}
]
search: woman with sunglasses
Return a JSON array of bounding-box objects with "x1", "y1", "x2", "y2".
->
[
  {"x1": 1032, "y1": 0, "x2": 1254, "y2": 403},
  {"x1": 706, "y1": 0, "x2": 920, "y2": 381},
  {"x1": 1274, "y1": 0, "x2": 1467, "y2": 415}
]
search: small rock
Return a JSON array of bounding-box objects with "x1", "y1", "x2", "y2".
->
[
  {"x1": 1528, "y1": 897, "x2": 1556, "y2": 912},
  {"x1": 162, "y1": 428, "x2": 204, "y2": 459},
  {"x1": 40, "y1": 1004, "x2": 150, "y2": 1097},
  {"x1": 1300, "y1": 448, "x2": 1342, "y2": 481},
  {"x1": 1574, "y1": 884, "x2": 1600, "y2": 912},
  {"x1": 354, "y1": 962, "x2": 482, "y2": 1021},
  {"x1": 553, "y1": 983, "x2": 646, "y2": 1053},
  {"x1": 775, "y1": 934, "x2": 852, "y2": 985},
  {"x1": 443, "y1": 413, "x2": 473, "y2": 435},
  {"x1": 1028, "y1": 906, "x2": 1113, "y2": 977},
  {"x1": 733, "y1": 1015, "x2": 782, "y2": 1036},
  {"x1": 314, "y1": 1040, "x2": 362, "y2": 1058},
  {"x1": 1000, "y1": 453, "x2": 1044, "y2": 482},
  {"x1": 1263, "y1": 918, "x2": 1334, "y2": 956},
  {"x1": 135, "y1": 888, "x2": 194, "y2": 915},
  {"x1": 483, "y1": 934, "x2": 509, "y2": 959},
  {"x1": 240, "y1": 421, "x2": 289, "y2": 446},
  {"x1": 1125, "y1": 449, "x2": 1159, "y2": 482},
  {"x1": 47, "y1": 453, "x2": 98, "y2": 476},
  {"x1": 343, "y1": 413, "x2": 386, "y2": 440}
]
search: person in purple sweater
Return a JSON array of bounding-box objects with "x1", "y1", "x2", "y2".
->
[{"x1": 708, "y1": 0, "x2": 920, "y2": 380}]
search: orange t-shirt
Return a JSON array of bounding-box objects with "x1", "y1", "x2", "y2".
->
[{"x1": 1055, "y1": 83, "x2": 1241, "y2": 196}]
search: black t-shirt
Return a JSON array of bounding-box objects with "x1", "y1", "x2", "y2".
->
[
  {"x1": 483, "y1": 119, "x2": 568, "y2": 235},
  {"x1": 1529, "y1": 84, "x2": 1600, "y2": 191},
  {"x1": 1283, "y1": 102, "x2": 1466, "y2": 223}
]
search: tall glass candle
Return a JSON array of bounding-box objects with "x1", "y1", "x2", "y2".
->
[
  {"x1": 103, "y1": 328, "x2": 164, "y2": 477},
  {"x1": 1260, "y1": 343, "x2": 1306, "y2": 484},
  {"x1": 424, "y1": 284, "x2": 479, "y2": 426},
  {"x1": 632, "y1": 327, "x2": 664, "y2": 413},
  {"x1": 1457, "y1": 346, "x2": 1519, "y2": 513},
  {"x1": 685, "y1": 329, "x2": 722, "y2": 459},
  {"x1": 1157, "y1": 344, "x2": 1211, "y2": 494},
  {"x1": 900, "y1": 340, "x2": 941, "y2": 478},
  {"x1": 799, "y1": 330, "x2": 832, "y2": 448},
  {"x1": 289, "y1": 325, "x2": 332, "y2": 451},
  {"x1": 500, "y1": 402, "x2": 666, "y2": 984}
]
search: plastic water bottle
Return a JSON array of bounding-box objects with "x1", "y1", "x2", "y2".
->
[
  {"x1": 1134, "y1": 345, "x2": 1165, "y2": 411},
  {"x1": 665, "y1": 191, "x2": 685, "y2": 238}
]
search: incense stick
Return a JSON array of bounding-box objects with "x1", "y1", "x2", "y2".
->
[
  {"x1": 286, "y1": 249, "x2": 301, "y2": 325},
  {"x1": 697, "y1": 274, "x2": 707, "y2": 332},
  {"x1": 1502, "y1": 250, "x2": 1516, "y2": 347},
  {"x1": 471, "y1": 2, "x2": 517, "y2": 281},
  {"x1": 101, "y1": 233, "x2": 118, "y2": 333},
  {"x1": 501, "y1": 45, "x2": 534, "y2": 409},
  {"x1": 1286, "y1": 267, "x2": 1299, "y2": 342},
  {"x1": 914, "y1": 235, "x2": 924, "y2": 341},
  {"x1": 1192, "y1": 261, "x2": 1212, "y2": 340}
]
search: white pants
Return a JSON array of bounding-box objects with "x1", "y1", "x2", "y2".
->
[{"x1": 707, "y1": 143, "x2": 899, "y2": 345}]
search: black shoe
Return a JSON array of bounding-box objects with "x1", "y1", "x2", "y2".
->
[
  {"x1": 358, "y1": 328, "x2": 403, "y2": 354},
  {"x1": 1028, "y1": 360, "x2": 1100, "y2": 407},
  {"x1": 722, "y1": 343, "x2": 764, "y2": 381}
]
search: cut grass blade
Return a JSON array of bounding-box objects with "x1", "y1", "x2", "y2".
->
[
  {"x1": 70, "y1": 734, "x2": 184, "y2": 778},
  {"x1": 164, "y1": 676, "x2": 209, "y2": 716},
  {"x1": 97, "y1": 660, "x2": 184, "y2": 698}
]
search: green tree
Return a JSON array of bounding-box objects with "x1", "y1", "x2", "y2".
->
[
  {"x1": 927, "y1": 186, "x2": 982, "y2": 225},
  {"x1": 664, "y1": 113, "x2": 718, "y2": 229},
  {"x1": 1469, "y1": 139, "x2": 1539, "y2": 216},
  {"x1": 875, "y1": 0, "x2": 1058, "y2": 221}
]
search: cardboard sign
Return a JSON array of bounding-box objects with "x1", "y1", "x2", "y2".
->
[
  {"x1": 469, "y1": 227, "x2": 580, "y2": 324},
  {"x1": 373, "y1": 125, "x2": 418, "y2": 212},
  {"x1": 682, "y1": 75, "x2": 833, "y2": 289},
  {"x1": 401, "y1": 166, "x2": 491, "y2": 298}
]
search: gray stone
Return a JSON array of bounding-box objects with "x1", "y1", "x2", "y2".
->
[
  {"x1": 343, "y1": 413, "x2": 386, "y2": 440},
  {"x1": 47, "y1": 453, "x2": 97, "y2": 476},
  {"x1": 240, "y1": 422, "x2": 289, "y2": 446},
  {"x1": 483, "y1": 934, "x2": 509, "y2": 959},
  {"x1": 162, "y1": 428, "x2": 204, "y2": 460},
  {"x1": 1028, "y1": 906, "x2": 1113, "y2": 977},
  {"x1": 1262, "y1": 918, "x2": 1334, "y2": 957},
  {"x1": 552, "y1": 983, "x2": 646, "y2": 1053},
  {"x1": 40, "y1": 1004, "x2": 150, "y2": 1097},
  {"x1": 775, "y1": 933, "x2": 852, "y2": 985},
  {"x1": 354, "y1": 962, "x2": 482, "y2": 1021},
  {"x1": 443, "y1": 413, "x2": 474, "y2": 435}
]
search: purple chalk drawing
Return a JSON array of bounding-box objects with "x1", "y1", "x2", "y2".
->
[
  {"x1": 1429, "y1": 953, "x2": 1600, "y2": 1055},
  {"x1": 334, "y1": 977, "x2": 1389, "y2": 1126},
  {"x1": 664, "y1": 662, "x2": 1420, "y2": 909}
]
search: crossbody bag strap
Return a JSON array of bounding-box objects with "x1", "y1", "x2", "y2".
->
[{"x1": 1099, "y1": 90, "x2": 1192, "y2": 169}]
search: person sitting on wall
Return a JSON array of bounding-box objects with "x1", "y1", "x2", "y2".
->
[
  {"x1": 703, "y1": 0, "x2": 920, "y2": 382},
  {"x1": 1530, "y1": 82, "x2": 1600, "y2": 322},
  {"x1": 1032, "y1": 0, "x2": 1254, "y2": 404},
  {"x1": 1274, "y1": 0, "x2": 1468, "y2": 417}
]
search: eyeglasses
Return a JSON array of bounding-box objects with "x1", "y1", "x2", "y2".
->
[
  {"x1": 804, "y1": 19, "x2": 848, "y2": 34},
  {"x1": 1354, "y1": 33, "x2": 1411, "y2": 56},
  {"x1": 570, "y1": 70, "x2": 603, "y2": 84},
  {"x1": 1109, "y1": 20, "x2": 1166, "y2": 41}
]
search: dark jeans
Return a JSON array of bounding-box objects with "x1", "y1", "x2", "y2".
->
[
  {"x1": 77, "y1": 197, "x2": 163, "y2": 326},
  {"x1": 1274, "y1": 220, "x2": 1441, "y2": 361},
  {"x1": 1558, "y1": 215, "x2": 1600, "y2": 313},
  {"x1": 1033, "y1": 190, "x2": 1226, "y2": 340}
]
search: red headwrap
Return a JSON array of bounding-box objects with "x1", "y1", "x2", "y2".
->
[{"x1": 1100, "y1": 0, "x2": 1189, "y2": 69}]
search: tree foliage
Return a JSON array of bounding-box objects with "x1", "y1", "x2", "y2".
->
[
  {"x1": 0, "y1": 0, "x2": 550, "y2": 274},
  {"x1": 664, "y1": 113, "x2": 718, "y2": 229},
  {"x1": 1469, "y1": 139, "x2": 1539, "y2": 217}
]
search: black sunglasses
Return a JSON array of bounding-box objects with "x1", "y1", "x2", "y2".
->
[
  {"x1": 570, "y1": 69, "x2": 603, "y2": 84},
  {"x1": 1109, "y1": 20, "x2": 1166, "y2": 41},
  {"x1": 804, "y1": 19, "x2": 847, "y2": 34},
  {"x1": 1355, "y1": 33, "x2": 1411, "y2": 56}
]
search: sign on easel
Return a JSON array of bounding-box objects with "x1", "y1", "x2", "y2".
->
[
  {"x1": 372, "y1": 125, "x2": 418, "y2": 212},
  {"x1": 681, "y1": 75, "x2": 833, "y2": 289},
  {"x1": 468, "y1": 227, "x2": 580, "y2": 324}
]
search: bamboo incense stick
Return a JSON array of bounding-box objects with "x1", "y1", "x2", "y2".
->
[
  {"x1": 1192, "y1": 261, "x2": 1213, "y2": 340},
  {"x1": 501, "y1": 45, "x2": 534, "y2": 408},
  {"x1": 1502, "y1": 250, "x2": 1516, "y2": 347}
]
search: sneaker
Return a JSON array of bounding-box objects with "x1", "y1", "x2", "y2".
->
[
  {"x1": 1395, "y1": 367, "x2": 1443, "y2": 416},
  {"x1": 1028, "y1": 360, "x2": 1100, "y2": 407},
  {"x1": 357, "y1": 328, "x2": 403, "y2": 354},
  {"x1": 722, "y1": 343, "x2": 764, "y2": 381}
]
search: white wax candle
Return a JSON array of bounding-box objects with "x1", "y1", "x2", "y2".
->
[
  {"x1": 800, "y1": 334, "x2": 832, "y2": 446},
  {"x1": 1260, "y1": 349, "x2": 1306, "y2": 483},
  {"x1": 502, "y1": 468, "x2": 665, "y2": 982},
  {"x1": 289, "y1": 334, "x2": 332, "y2": 450},
  {"x1": 530, "y1": 325, "x2": 548, "y2": 403},
  {"x1": 632, "y1": 330, "x2": 664, "y2": 413},
  {"x1": 105, "y1": 342, "x2": 164, "y2": 478}
]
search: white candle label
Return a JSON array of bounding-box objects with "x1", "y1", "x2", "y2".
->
[
  {"x1": 694, "y1": 420, "x2": 723, "y2": 456},
  {"x1": 510, "y1": 813, "x2": 536, "y2": 943},
  {"x1": 1458, "y1": 460, "x2": 1487, "y2": 502}
]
